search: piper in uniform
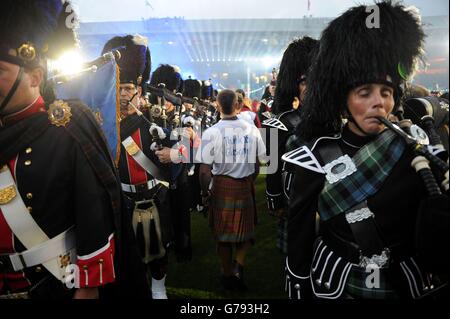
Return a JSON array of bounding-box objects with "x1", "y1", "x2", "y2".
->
[
  {"x1": 0, "y1": 0, "x2": 118, "y2": 299},
  {"x1": 262, "y1": 37, "x2": 318, "y2": 254},
  {"x1": 182, "y1": 78, "x2": 204, "y2": 212},
  {"x1": 258, "y1": 76, "x2": 277, "y2": 122},
  {"x1": 101, "y1": 35, "x2": 174, "y2": 299},
  {"x1": 202, "y1": 80, "x2": 220, "y2": 126},
  {"x1": 151, "y1": 65, "x2": 195, "y2": 262},
  {"x1": 283, "y1": 2, "x2": 448, "y2": 299}
]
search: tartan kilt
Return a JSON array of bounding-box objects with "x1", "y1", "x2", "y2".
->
[{"x1": 209, "y1": 175, "x2": 257, "y2": 243}]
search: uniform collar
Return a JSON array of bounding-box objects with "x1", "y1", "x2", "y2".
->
[
  {"x1": 342, "y1": 124, "x2": 375, "y2": 149},
  {"x1": 0, "y1": 96, "x2": 46, "y2": 127}
]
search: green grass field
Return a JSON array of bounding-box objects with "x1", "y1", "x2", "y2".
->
[{"x1": 166, "y1": 176, "x2": 287, "y2": 299}]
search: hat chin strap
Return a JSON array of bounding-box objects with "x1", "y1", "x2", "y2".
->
[
  {"x1": 0, "y1": 67, "x2": 24, "y2": 115},
  {"x1": 345, "y1": 107, "x2": 378, "y2": 137}
]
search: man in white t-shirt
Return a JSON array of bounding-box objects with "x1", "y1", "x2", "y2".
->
[{"x1": 198, "y1": 89, "x2": 266, "y2": 291}]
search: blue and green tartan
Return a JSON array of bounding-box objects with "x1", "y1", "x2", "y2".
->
[{"x1": 318, "y1": 129, "x2": 406, "y2": 221}]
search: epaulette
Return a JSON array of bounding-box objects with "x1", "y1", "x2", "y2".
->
[
  {"x1": 262, "y1": 118, "x2": 288, "y2": 131},
  {"x1": 281, "y1": 135, "x2": 341, "y2": 174},
  {"x1": 262, "y1": 111, "x2": 273, "y2": 119}
]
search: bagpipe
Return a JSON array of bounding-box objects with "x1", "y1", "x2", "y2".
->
[
  {"x1": 180, "y1": 96, "x2": 217, "y2": 131},
  {"x1": 124, "y1": 89, "x2": 169, "y2": 152},
  {"x1": 403, "y1": 96, "x2": 449, "y2": 158},
  {"x1": 145, "y1": 83, "x2": 183, "y2": 130},
  {"x1": 145, "y1": 84, "x2": 217, "y2": 133},
  {"x1": 377, "y1": 98, "x2": 449, "y2": 275}
]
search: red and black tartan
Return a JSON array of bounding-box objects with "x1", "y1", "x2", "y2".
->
[{"x1": 209, "y1": 175, "x2": 257, "y2": 243}]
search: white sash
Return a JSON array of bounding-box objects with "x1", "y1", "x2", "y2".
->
[
  {"x1": 0, "y1": 165, "x2": 76, "y2": 281},
  {"x1": 122, "y1": 137, "x2": 169, "y2": 187}
]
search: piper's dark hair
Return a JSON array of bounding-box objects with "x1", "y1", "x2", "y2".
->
[
  {"x1": 297, "y1": 1, "x2": 425, "y2": 141},
  {"x1": 272, "y1": 37, "x2": 318, "y2": 114}
]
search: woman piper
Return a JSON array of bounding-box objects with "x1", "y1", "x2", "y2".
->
[
  {"x1": 263, "y1": 37, "x2": 318, "y2": 255},
  {"x1": 283, "y1": 1, "x2": 448, "y2": 299}
]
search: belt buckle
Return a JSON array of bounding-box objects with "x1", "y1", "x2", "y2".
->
[{"x1": 359, "y1": 248, "x2": 390, "y2": 269}]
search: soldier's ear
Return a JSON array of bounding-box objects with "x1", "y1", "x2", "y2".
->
[{"x1": 28, "y1": 67, "x2": 44, "y2": 88}]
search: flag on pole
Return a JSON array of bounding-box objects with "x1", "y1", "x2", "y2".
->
[{"x1": 55, "y1": 60, "x2": 121, "y2": 163}]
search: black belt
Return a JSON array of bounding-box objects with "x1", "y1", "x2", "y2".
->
[{"x1": 122, "y1": 180, "x2": 160, "y2": 194}]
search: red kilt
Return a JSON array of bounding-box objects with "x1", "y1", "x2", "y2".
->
[{"x1": 209, "y1": 175, "x2": 257, "y2": 243}]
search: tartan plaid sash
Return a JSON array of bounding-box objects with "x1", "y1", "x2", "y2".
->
[
  {"x1": 0, "y1": 112, "x2": 50, "y2": 166},
  {"x1": 318, "y1": 129, "x2": 406, "y2": 221}
]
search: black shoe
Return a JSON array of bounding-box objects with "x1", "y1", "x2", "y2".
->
[
  {"x1": 233, "y1": 261, "x2": 244, "y2": 280},
  {"x1": 233, "y1": 261, "x2": 247, "y2": 291},
  {"x1": 220, "y1": 275, "x2": 238, "y2": 291},
  {"x1": 234, "y1": 276, "x2": 248, "y2": 292}
]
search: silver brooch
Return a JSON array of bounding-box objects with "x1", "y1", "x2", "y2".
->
[
  {"x1": 359, "y1": 249, "x2": 390, "y2": 269},
  {"x1": 323, "y1": 155, "x2": 357, "y2": 184},
  {"x1": 345, "y1": 207, "x2": 375, "y2": 224}
]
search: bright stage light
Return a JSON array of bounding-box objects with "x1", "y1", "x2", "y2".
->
[
  {"x1": 261, "y1": 56, "x2": 279, "y2": 68},
  {"x1": 50, "y1": 50, "x2": 84, "y2": 76}
]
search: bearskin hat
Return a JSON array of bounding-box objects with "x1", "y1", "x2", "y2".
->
[
  {"x1": 273, "y1": 37, "x2": 318, "y2": 114},
  {"x1": 0, "y1": 0, "x2": 79, "y2": 68},
  {"x1": 201, "y1": 80, "x2": 214, "y2": 100},
  {"x1": 298, "y1": 1, "x2": 425, "y2": 141},
  {"x1": 150, "y1": 64, "x2": 182, "y2": 93},
  {"x1": 183, "y1": 77, "x2": 202, "y2": 99},
  {"x1": 102, "y1": 34, "x2": 151, "y2": 88}
]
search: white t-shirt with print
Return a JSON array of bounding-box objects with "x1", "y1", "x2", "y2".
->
[
  {"x1": 237, "y1": 112, "x2": 255, "y2": 126},
  {"x1": 199, "y1": 118, "x2": 266, "y2": 179}
]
